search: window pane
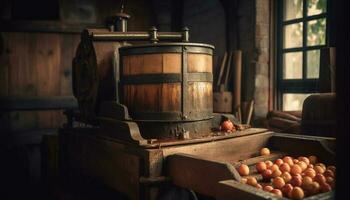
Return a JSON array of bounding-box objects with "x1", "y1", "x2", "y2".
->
[
  {"x1": 307, "y1": 0, "x2": 327, "y2": 16},
  {"x1": 307, "y1": 50, "x2": 320, "y2": 78},
  {"x1": 307, "y1": 18, "x2": 326, "y2": 46},
  {"x1": 283, "y1": 93, "x2": 311, "y2": 111},
  {"x1": 283, "y1": 52, "x2": 303, "y2": 79},
  {"x1": 284, "y1": 23, "x2": 303, "y2": 48},
  {"x1": 284, "y1": 0, "x2": 303, "y2": 20}
]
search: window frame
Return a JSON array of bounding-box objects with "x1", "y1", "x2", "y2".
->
[{"x1": 276, "y1": 0, "x2": 330, "y2": 110}]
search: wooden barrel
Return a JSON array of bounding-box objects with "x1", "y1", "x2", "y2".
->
[{"x1": 119, "y1": 43, "x2": 214, "y2": 139}]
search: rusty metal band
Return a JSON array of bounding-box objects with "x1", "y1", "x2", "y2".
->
[
  {"x1": 120, "y1": 42, "x2": 214, "y2": 49},
  {"x1": 128, "y1": 111, "x2": 213, "y2": 122},
  {"x1": 186, "y1": 72, "x2": 213, "y2": 82},
  {"x1": 119, "y1": 43, "x2": 214, "y2": 51},
  {"x1": 120, "y1": 45, "x2": 213, "y2": 56},
  {"x1": 182, "y1": 46, "x2": 188, "y2": 120},
  {"x1": 121, "y1": 74, "x2": 182, "y2": 84},
  {"x1": 120, "y1": 73, "x2": 212, "y2": 85},
  {"x1": 128, "y1": 111, "x2": 182, "y2": 121}
]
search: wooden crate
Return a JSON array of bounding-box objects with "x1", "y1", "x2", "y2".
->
[
  {"x1": 59, "y1": 128, "x2": 335, "y2": 200},
  {"x1": 167, "y1": 133, "x2": 335, "y2": 200},
  {"x1": 213, "y1": 91, "x2": 233, "y2": 113},
  {"x1": 59, "y1": 127, "x2": 268, "y2": 200},
  {"x1": 217, "y1": 180, "x2": 334, "y2": 200}
]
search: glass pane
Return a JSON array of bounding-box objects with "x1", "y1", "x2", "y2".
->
[
  {"x1": 284, "y1": 0, "x2": 303, "y2": 20},
  {"x1": 283, "y1": 93, "x2": 311, "y2": 111},
  {"x1": 307, "y1": 50, "x2": 320, "y2": 78},
  {"x1": 307, "y1": 0, "x2": 327, "y2": 16},
  {"x1": 283, "y1": 52, "x2": 303, "y2": 79},
  {"x1": 307, "y1": 18, "x2": 326, "y2": 46},
  {"x1": 284, "y1": 23, "x2": 303, "y2": 48}
]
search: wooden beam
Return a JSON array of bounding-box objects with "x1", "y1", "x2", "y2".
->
[
  {"x1": 0, "y1": 96, "x2": 78, "y2": 110},
  {"x1": 0, "y1": 20, "x2": 104, "y2": 34}
]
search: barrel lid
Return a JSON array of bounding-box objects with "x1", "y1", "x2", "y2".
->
[{"x1": 119, "y1": 42, "x2": 215, "y2": 50}]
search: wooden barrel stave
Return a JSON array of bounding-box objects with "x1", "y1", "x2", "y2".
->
[
  {"x1": 123, "y1": 83, "x2": 181, "y2": 113},
  {"x1": 123, "y1": 53, "x2": 181, "y2": 75},
  {"x1": 186, "y1": 82, "x2": 212, "y2": 119},
  {"x1": 187, "y1": 53, "x2": 212, "y2": 73}
]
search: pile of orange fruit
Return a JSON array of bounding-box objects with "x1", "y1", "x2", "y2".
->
[{"x1": 237, "y1": 148, "x2": 335, "y2": 200}]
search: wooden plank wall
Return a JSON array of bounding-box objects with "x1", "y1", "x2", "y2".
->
[
  {"x1": 0, "y1": 1, "x2": 151, "y2": 197},
  {"x1": 0, "y1": 32, "x2": 80, "y2": 132},
  {"x1": 0, "y1": 0, "x2": 153, "y2": 133}
]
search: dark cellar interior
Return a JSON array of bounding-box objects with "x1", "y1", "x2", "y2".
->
[{"x1": 1, "y1": 0, "x2": 350, "y2": 200}]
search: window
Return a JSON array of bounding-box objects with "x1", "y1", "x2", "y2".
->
[{"x1": 277, "y1": 0, "x2": 328, "y2": 111}]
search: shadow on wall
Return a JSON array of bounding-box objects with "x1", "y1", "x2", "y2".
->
[{"x1": 182, "y1": 0, "x2": 227, "y2": 85}]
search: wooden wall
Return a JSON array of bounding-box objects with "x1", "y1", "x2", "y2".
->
[
  {"x1": 0, "y1": 0, "x2": 152, "y2": 197},
  {"x1": 0, "y1": 33, "x2": 80, "y2": 132},
  {"x1": 183, "y1": 0, "x2": 227, "y2": 88},
  {"x1": 0, "y1": 0, "x2": 153, "y2": 134}
]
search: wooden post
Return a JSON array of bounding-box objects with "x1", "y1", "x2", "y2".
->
[
  {"x1": 232, "y1": 50, "x2": 242, "y2": 117},
  {"x1": 213, "y1": 52, "x2": 233, "y2": 113},
  {"x1": 217, "y1": 52, "x2": 228, "y2": 87},
  {"x1": 224, "y1": 52, "x2": 233, "y2": 88},
  {"x1": 319, "y1": 47, "x2": 336, "y2": 93},
  {"x1": 246, "y1": 100, "x2": 254, "y2": 125},
  {"x1": 330, "y1": 47, "x2": 336, "y2": 92}
]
